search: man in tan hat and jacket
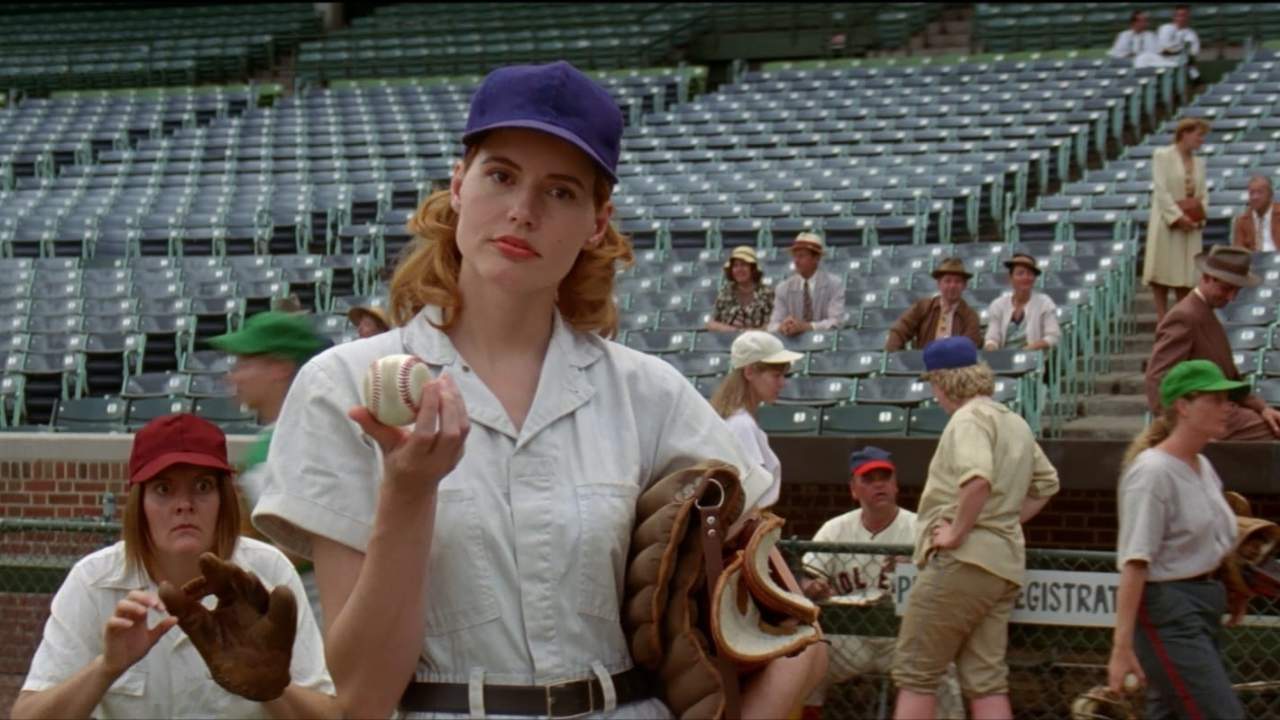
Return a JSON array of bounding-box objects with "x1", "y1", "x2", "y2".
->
[
  {"x1": 768, "y1": 232, "x2": 847, "y2": 336},
  {"x1": 884, "y1": 258, "x2": 982, "y2": 352},
  {"x1": 1145, "y1": 245, "x2": 1280, "y2": 440}
]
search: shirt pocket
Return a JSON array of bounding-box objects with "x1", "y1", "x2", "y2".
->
[
  {"x1": 103, "y1": 665, "x2": 147, "y2": 716},
  {"x1": 424, "y1": 487, "x2": 502, "y2": 636},
  {"x1": 575, "y1": 481, "x2": 641, "y2": 621}
]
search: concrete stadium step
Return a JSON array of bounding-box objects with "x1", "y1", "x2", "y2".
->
[
  {"x1": 1094, "y1": 372, "x2": 1147, "y2": 396},
  {"x1": 1080, "y1": 394, "x2": 1150, "y2": 417},
  {"x1": 1107, "y1": 352, "x2": 1150, "y2": 374},
  {"x1": 1058, "y1": 414, "x2": 1147, "y2": 440},
  {"x1": 1123, "y1": 333, "x2": 1157, "y2": 354}
]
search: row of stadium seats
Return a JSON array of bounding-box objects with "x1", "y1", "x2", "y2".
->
[{"x1": 0, "y1": 4, "x2": 318, "y2": 93}]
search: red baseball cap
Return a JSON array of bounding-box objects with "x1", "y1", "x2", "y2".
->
[
  {"x1": 849, "y1": 446, "x2": 896, "y2": 478},
  {"x1": 129, "y1": 414, "x2": 233, "y2": 485}
]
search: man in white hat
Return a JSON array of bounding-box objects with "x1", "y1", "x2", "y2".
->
[
  {"x1": 1145, "y1": 245, "x2": 1280, "y2": 440},
  {"x1": 768, "y1": 232, "x2": 847, "y2": 337}
]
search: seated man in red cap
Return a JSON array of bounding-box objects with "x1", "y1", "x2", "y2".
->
[
  {"x1": 885, "y1": 258, "x2": 982, "y2": 351},
  {"x1": 799, "y1": 447, "x2": 965, "y2": 720},
  {"x1": 1144, "y1": 245, "x2": 1280, "y2": 440}
]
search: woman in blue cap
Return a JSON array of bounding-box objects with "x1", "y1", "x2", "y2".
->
[
  {"x1": 891, "y1": 337, "x2": 1059, "y2": 720},
  {"x1": 1107, "y1": 359, "x2": 1249, "y2": 719},
  {"x1": 252, "y1": 61, "x2": 825, "y2": 719}
]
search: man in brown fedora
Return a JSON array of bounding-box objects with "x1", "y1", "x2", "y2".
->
[
  {"x1": 1145, "y1": 245, "x2": 1280, "y2": 440},
  {"x1": 885, "y1": 257, "x2": 982, "y2": 352}
]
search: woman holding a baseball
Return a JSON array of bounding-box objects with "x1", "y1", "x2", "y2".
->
[
  {"x1": 253, "y1": 60, "x2": 826, "y2": 719},
  {"x1": 1108, "y1": 360, "x2": 1247, "y2": 718}
]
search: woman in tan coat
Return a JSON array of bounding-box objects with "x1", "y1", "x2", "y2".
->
[{"x1": 1144, "y1": 117, "x2": 1210, "y2": 322}]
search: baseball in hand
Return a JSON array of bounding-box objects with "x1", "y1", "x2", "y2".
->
[
  {"x1": 1123, "y1": 673, "x2": 1140, "y2": 693},
  {"x1": 362, "y1": 354, "x2": 433, "y2": 426}
]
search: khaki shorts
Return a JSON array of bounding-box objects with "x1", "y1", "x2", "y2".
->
[{"x1": 891, "y1": 552, "x2": 1020, "y2": 698}]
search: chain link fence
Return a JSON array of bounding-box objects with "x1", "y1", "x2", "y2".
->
[
  {"x1": 0, "y1": 518, "x2": 121, "y2": 594},
  {"x1": 779, "y1": 539, "x2": 1280, "y2": 720}
]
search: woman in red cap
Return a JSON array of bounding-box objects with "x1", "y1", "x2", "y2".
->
[
  {"x1": 254, "y1": 60, "x2": 825, "y2": 719},
  {"x1": 13, "y1": 414, "x2": 336, "y2": 720}
]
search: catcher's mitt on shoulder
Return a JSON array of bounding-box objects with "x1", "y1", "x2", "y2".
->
[
  {"x1": 1070, "y1": 686, "x2": 1137, "y2": 720},
  {"x1": 158, "y1": 552, "x2": 297, "y2": 702},
  {"x1": 624, "y1": 462, "x2": 822, "y2": 719},
  {"x1": 1219, "y1": 491, "x2": 1280, "y2": 613}
]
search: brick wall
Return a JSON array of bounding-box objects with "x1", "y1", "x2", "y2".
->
[
  {"x1": 1, "y1": 460, "x2": 129, "y2": 521},
  {"x1": 3, "y1": 444, "x2": 1278, "y2": 715}
]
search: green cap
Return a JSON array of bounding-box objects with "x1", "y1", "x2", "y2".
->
[
  {"x1": 208, "y1": 311, "x2": 326, "y2": 366},
  {"x1": 1159, "y1": 359, "x2": 1251, "y2": 408}
]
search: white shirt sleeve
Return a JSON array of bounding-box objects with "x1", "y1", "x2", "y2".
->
[
  {"x1": 1109, "y1": 30, "x2": 1135, "y2": 59},
  {"x1": 1038, "y1": 294, "x2": 1061, "y2": 347},
  {"x1": 815, "y1": 275, "x2": 846, "y2": 331},
  {"x1": 725, "y1": 411, "x2": 766, "y2": 469},
  {"x1": 766, "y1": 278, "x2": 789, "y2": 333},
  {"x1": 22, "y1": 563, "x2": 101, "y2": 692},
  {"x1": 984, "y1": 296, "x2": 1006, "y2": 349},
  {"x1": 255, "y1": 355, "x2": 381, "y2": 558},
  {"x1": 1116, "y1": 455, "x2": 1169, "y2": 569},
  {"x1": 1186, "y1": 28, "x2": 1200, "y2": 56}
]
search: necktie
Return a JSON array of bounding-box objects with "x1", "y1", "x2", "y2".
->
[{"x1": 802, "y1": 280, "x2": 814, "y2": 322}]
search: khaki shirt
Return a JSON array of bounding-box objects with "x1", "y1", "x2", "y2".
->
[
  {"x1": 22, "y1": 539, "x2": 333, "y2": 719},
  {"x1": 254, "y1": 305, "x2": 770, "y2": 714},
  {"x1": 1116, "y1": 448, "x2": 1237, "y2": 581},
  {"x1": 911, "y1": 396, "x2": 1060, "y2": 586}
]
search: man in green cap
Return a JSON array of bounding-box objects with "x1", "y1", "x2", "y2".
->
[{"x1": 209, "y1": 311, "x2": 328, "y2": 502}]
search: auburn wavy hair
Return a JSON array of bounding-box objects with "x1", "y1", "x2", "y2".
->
[{"x1": 388, "y1": 145, "x2": 634, "y2": 337}]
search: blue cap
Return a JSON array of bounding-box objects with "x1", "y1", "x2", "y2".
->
[
  {"x1": 849, "y1": 446, "x2": 895, "y2": 477},
  {"x1": 923, "y1": 336, "x2": 979, "y2": 372},
  {"x1": 462, "y1": 61, "x2": 623, "y2": 183}
]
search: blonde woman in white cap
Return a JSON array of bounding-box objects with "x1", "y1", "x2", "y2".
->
[
  {"x1": 707, "y1": 245, "x2": 775, "y2": 333},
  {"x1": 710, "y1": 330, "x2": 804, "y2": 509}
]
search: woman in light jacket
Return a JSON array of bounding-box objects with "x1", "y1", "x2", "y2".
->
[
  {"x1": 983, "y1": 253, "x2": 1060, "y2": 352},
  {"x1": 1144, "y1": 117, "x2": 1210, "y2": 322}
]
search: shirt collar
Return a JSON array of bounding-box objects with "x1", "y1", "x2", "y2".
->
[
  {"x1": 92, "y1": 552, "x2": 154, "y2": 592},
  {"x1": 399, "y1": 305, "x2": 603, "y2": 371},
  {"x1": 398, "y1": 304, "x2": 604, "y2": 443}
]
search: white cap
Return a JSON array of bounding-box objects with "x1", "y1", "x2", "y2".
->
[{"x1": 730, "y1": 331, "x2": 804, "y2": 370}]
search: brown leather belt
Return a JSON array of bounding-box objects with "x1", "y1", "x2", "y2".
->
[{"x1": 399, "y1": 667, "x2": 652, "y2": 717}]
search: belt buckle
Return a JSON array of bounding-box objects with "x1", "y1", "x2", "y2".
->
[{"x1": 545, "y1": 678, "x2": 593, "y2": 719}]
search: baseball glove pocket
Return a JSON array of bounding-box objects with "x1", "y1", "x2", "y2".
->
[
  {"x1": 576, "y1": 481, "x2": 641, "y2": 622},
  {"x1": 424, "y1": 488, "x2": 502, "y2": 636}
]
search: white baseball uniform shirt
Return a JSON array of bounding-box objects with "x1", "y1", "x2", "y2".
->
[
  {"x1": 802, "y1": 506, "x2": 917, "y2": 602},
  {"x1": 21, "y1": 538, "x2": 334, "y2": 719},
  {"x1": 253, "y1": 304, "x2": 771, "y2": 719}
]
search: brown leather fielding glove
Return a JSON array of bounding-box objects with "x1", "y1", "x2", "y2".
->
[
  {"x1": 1219, "y1": 491, "x2": 1280, "y2": 620},
  {"x1": 1070, "y1": 686, "x2": 1137, "y2": 720},
  {"x1": 158, "y1": 552, "x2": 296, "y2": 702}
]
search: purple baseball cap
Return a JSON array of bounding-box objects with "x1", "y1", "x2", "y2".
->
[
  {"x1": 923, "y1": 336, "x2": 980, "y2": 372},
  {"x1": 462, "y1": 61, "x2": 623, "y2": 184}
]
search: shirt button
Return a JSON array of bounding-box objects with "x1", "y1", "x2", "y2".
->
[{"x1": 461, "y1": 365, "x2": 471, "y2": 373}]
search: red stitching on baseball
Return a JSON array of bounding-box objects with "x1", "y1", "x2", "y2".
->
[{"x1": 398, "y1": 357, "x2": 421, "y2": 413}]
